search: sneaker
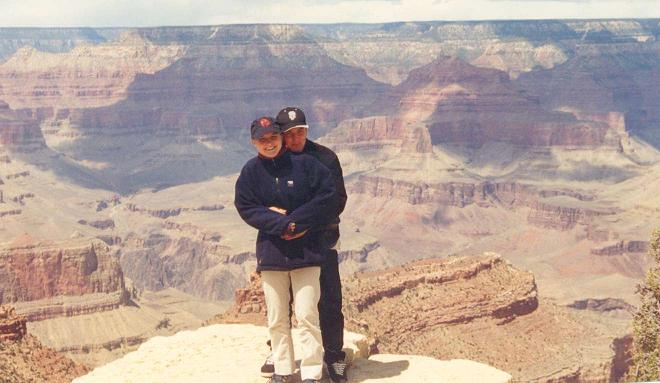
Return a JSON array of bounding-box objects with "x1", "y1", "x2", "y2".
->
[
  {"x1": 260, "y1": 352, "x2": 275, "y2": 378},
  {"x1": 267, "y1": 374, "x2": 293, "y2": 383},
  {"x1": 327, "y1": 359, "x2": 348, "y2": 382}
]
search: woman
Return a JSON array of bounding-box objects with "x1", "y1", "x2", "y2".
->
[{"x1": 234, "y1": 116, "x2": 336, "y2": 383}]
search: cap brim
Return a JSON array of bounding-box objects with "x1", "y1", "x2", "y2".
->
[
  {"x1": 252, "y1": 128, "x2": 281, "y2": 139},
  {"x1": 282, "y1": 124, "x2": 309, "y2": 132}
]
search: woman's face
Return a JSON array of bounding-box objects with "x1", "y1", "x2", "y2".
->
[{"x1": 252, "y1": 132, "x2": 283, "y2": 158}]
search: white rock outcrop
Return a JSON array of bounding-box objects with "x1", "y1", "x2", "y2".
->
[{"x1": 74, "y1": 324, "x2": 511, "y2": 383}]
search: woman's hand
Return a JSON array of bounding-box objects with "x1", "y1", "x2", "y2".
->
[{"x1": 269, "y1": 206, "x2": 287, "y2": 215}]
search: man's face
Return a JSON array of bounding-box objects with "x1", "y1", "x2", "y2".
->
[
  {"x1": 283, "y1": 127, "x2": 308, "y2": 153},
  {"x1": 252, "y1": 132, "x2": 282, "y2": 158}
]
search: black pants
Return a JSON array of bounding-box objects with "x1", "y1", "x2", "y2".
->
[{"x1": 319, "y1": 247, "x2": 345, "y2": 364}]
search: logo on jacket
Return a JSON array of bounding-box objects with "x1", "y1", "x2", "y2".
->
[{"x1": 287, "y1": 180, "x2": 294, "y2": 187}]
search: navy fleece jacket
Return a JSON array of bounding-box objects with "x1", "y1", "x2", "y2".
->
[{"x1": 234, "y1": 150, "x2": 337, "y2": 271}]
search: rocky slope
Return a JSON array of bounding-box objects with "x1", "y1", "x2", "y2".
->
[
  {"x1": 342, "y1": 253, "x2": 631, "y2": 382},
  {"x1": 0, "y1": 305, "x2": 89, "y2": 383},
  {"x1": 210, "y1": 253, "x2": 632, "y2": 383}
]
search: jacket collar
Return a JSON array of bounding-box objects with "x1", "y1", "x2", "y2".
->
[
  {"x1": 258, "y1": 146, "x2": 287, "y2": 160},
  {"x1": 258, "y1": 147, "x2": 289, "y2": 167}
]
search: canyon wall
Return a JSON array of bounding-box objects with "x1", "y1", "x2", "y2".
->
[{"x1": 0, "y1": 237, "x2": 129, "y2": 320}]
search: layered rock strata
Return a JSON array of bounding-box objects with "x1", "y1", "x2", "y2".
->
[
  {"x1": 0, "y1": 101, "x2": 46, "y2": 152},
  {"x1": 12, "y1": 292, "x2": 128, "y2": 322},
  {"x1": 526, "y1": 200, "x2": 615, "y2": 230},
  {"x1": 0, "y1": 305, "x2": 27, "y2": 341},
  {"x1": 590, "y1": 240, "x2": 649, "y2": 256},
  {"x1": 126, "y1": 203, "x2": 224, "y2": 219},
  {"x1": 0, "y1": 237, "x2": 128, "y2": 320},
  {"x1": 349, "y1": 176, "x2": 611, "y2": 230},
  {"x1": 384, "y1": 56, "x2": 619, "y2": 149},
  {"x1": 0, "y1": 33, "x2": 185, "y2": 109},
  {"x1": 515, "y1": 42, "x2": 660, "y2": 145},
  {"x1": 4, "y1": 25, "x2": 393, "y2": 193},
  {"x1": 344, "y1": 253, "x2": 538, "y2": 338},
  {"x1": 321, "y1": 115, "x2": 433, "y2": 155}
]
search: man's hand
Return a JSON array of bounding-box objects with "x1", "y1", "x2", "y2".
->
[
  {"x1": 282, "y1": 230, "x2": 308, "y2": 240},
  {"x1": 282, "y1": 221, "x2": 308, "y2": 240},
  {"x1": 270, "y1": 206, "x2": 308, "y2": 240}
]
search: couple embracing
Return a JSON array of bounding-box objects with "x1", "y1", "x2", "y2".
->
[{"x1": 234, "y1": 107, "x2": 348, "y2": 383}]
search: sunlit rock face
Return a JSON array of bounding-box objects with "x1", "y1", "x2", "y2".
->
[{"x1": 0, "y1": 237, "x2": 127, "y2": 309}]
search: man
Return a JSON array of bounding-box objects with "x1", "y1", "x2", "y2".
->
[{"x1": 267, "y1": 106, "x2": 349, "y2": 382}]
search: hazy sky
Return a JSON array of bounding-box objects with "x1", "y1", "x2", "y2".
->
[{"x1": 0, "y1": 0, "x2": 657, "y2": 27}]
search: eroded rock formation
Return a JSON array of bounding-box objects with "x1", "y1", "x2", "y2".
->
[
  {"x1": 0, "y1": 305, "x2": 27, "y2": 341},
  {"x1": 119, "y1": 232, "x2": 250, "y2": 300},
  {"x1": 387, "y1": 56, "x2": 620, "y2": 149},
  {"x1": 0, "y1": 33, "x2": 185, "y2": 109},
  {"x1": 590, "y1": 240, "x2": 649, "y2": 256},
  {"x1": 0, "y1": 101, "x2": 46, "y2": 152},
  {"x1": 0, "y1": 237, "x2": 125, "y2": 303},
  {"x1": 0, "y1": 237, "x2": 129, "y2": 321},
  {"x1": 207, "y1": 253, "x2": 632, "y2": 382},
  {"x1": 0, "y1": 305, "x2": 88, "y2": 383}
]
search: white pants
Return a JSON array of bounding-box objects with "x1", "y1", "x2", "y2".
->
[{"x1": 261, "y1": 267, "x2": 323, "y2": 380}]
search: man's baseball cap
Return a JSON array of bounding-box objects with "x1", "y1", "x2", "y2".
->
[
  {"x1": 250, "y1": 116, "x2": 281, "y2": 139},
  {"x1": 276, "y1": 107, "x2": 309, "y2": 132}
]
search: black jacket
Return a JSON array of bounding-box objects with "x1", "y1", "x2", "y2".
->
[
  {"x1": 234, "y1": 150, "x2": 337, "y2": 271},
  {"x1": 298, "y1": 140, "x2": 347, "y2": 244}
]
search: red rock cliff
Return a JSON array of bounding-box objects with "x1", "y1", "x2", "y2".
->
[{"x1": 0, "y1": 237, "x2": 126, "y2": 305}]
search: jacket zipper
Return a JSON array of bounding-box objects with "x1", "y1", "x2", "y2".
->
[{"x1": 272, "y1": 157, "x2": 286, "y2": 210}]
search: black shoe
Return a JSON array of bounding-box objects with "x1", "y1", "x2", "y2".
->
[
  {"x1": 261, "y1": 352, "x2": 275, "y2": 378},
  {"x1": 267, "y1": 374, "x2": 293, "y2": 383},
  {"x1": 327, "y1": 359, "x2": 348, "y2": 382}
]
